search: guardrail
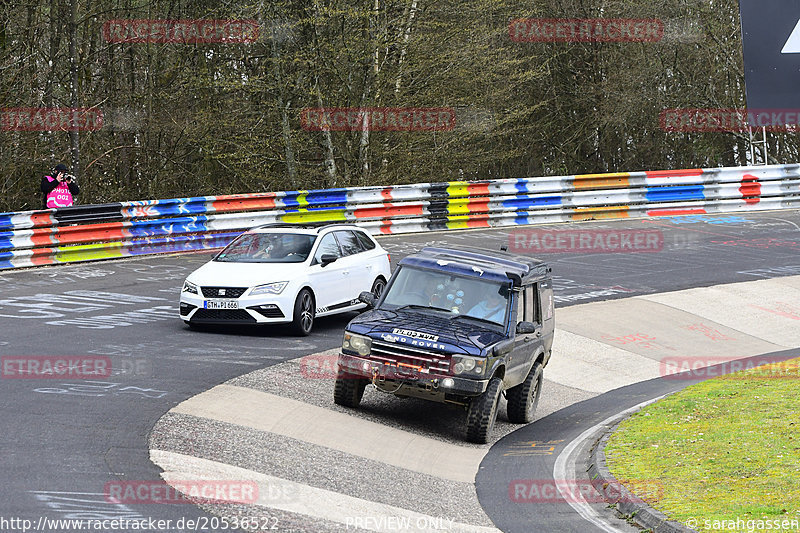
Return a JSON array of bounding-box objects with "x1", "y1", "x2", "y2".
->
[{"x1": 2, "y1": 163, "x2": 799, "y2": 270}]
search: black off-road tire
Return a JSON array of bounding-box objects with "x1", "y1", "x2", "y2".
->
[
  {"x1": 506, "y1": 361, "x2": 543, "y2": 424},
  {"x1": 291, "y1": 289, "x2": 315, "y2": 336},
  {"x1": 466, "y1": 377, "x2": 503, "y2": 444},
  {"x1": 333, "y1": 369, "x2": 368, "y2": 408}
]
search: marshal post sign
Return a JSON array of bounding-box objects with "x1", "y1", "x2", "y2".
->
[{"x1": 739, "y1": 0, "x2": 800, "y2": 127}]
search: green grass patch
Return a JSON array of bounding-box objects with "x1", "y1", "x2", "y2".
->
[{"x1": 605, "y1": 358, "x2": 800, "y2": 531}]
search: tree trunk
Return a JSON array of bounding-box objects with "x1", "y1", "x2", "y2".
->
[
  {"x1": 68, "y1": 0, "x2": 80, "y2": 178},
  {"x1": 272, "y1": 20, "x2": 297, "y2": 188},
  {"x1": 315, "y1": 75, "x2": 338, "y2": 186},
  {"x1": 357, "y1": 0, "x2": 382, "y2": 185},
  {"x1": 394, "y1": 0, "x2": 418, "y2": 94}
]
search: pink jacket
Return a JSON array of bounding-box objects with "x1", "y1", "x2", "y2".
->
[{"x1": 44, "y1": 175, "x2": 75, "y2": 208}]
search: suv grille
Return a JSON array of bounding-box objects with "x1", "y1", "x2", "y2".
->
[
  {"x1": 370, "y1": 340, "x2": 451, "y2": 374},
  {"x1": 200, "y1": 287, "x2": 248, "y2": 298}
]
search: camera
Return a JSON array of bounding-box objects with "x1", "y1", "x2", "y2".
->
[{"x1": 63, "y1": 174, "x2": 76, "y2": 183}]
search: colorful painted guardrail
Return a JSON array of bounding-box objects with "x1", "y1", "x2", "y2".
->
[{"x1": 2, "y1": 163, "x2": 799, "y2": 270}]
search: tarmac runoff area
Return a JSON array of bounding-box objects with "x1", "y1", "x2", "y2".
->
[{"x1": 149, "y1": 275, "x2": 800, "y2": 533}]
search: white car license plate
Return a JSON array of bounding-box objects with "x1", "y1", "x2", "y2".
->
[{"x1": 204, "y1": 300, "x2": 239, "y2": 310}]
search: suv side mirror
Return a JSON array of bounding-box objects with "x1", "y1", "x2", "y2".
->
[
  {"x1": 516, "y1": 321, "x2": 537, "y2": 334},
  {"x1": 358, "y1": 291, "x2": 376, "y2": 308},
  {"x1": 320, "y1": 254, "x2": 338, "y2": 266}
]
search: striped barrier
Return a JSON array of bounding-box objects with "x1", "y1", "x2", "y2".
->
[{"x1": 1, "y1": 163, "x2": 799, "y2": 270}]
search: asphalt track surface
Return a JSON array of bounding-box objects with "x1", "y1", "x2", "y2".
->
[{"x1": 1, "y1": 210, "x2": 800, "y2": 532}]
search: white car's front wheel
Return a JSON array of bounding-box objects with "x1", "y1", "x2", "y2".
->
[{"x1": 291, "y1": 289, "x2": 315, "y2": 336}]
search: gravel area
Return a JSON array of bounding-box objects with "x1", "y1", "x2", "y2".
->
[
  {"x1": 150, "y1": 412, "x2": 496, "y2": 528},
  {"x1": 226, "y1": 351, "x2": 596, "y2": 447},
  {"x1": 149, "y1": 349, "x2": 598, "y2": 532}
]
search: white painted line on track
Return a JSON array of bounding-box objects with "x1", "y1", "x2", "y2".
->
[
  {"x1": 152, "y1": 450, "x2": 501, "y2": 533},
  {"x1": 552, "y1": 395, "x2": 667, "y2": 533}
]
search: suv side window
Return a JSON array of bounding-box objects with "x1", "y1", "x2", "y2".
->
[
  {"x1": 525, "y1": 284, "x2": 542, "y2": 324},
  {"x1": 354, "y1": 230, "x2": 376, "y2": 251},
  {"x1": 334, "y1": 230, "x2": 364, "y2": 257},
  {"x1": 313, "y1": 233, "x2": 342, "y2": 263}
]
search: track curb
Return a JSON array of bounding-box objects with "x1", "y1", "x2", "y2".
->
[{"x1": 587, "y1": 409, "x2": 696, "y2": 533}]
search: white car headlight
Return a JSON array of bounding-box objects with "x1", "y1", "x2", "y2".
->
[
  {"x1": 250, "y1": 282, "x2": 288, "y2": 296},
  {"x1": 343, "y1": 332, "x2": 372, "y2": 357},
  {"x1": 182, "y1": 280, "x2": 199, "y2": 294}
]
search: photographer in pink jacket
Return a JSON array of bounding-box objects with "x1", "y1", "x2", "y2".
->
[{"x1": 41, "y1": 163, "x2": 80, "y2": 208}]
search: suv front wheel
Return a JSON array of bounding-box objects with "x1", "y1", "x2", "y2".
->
[
  {"x1": 334, "y1": 369, "x2": 368, "y2": 407},
  {"x1": 466, "y1": 377, "x2": 503, "y2": 444}
]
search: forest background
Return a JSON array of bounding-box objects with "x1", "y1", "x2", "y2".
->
[{"x1": 0, "y1": 0, "x2": 790, "y2": 212}]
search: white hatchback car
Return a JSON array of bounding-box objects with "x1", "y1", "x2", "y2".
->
[{"x1": 179, "y1": 223, "x2": 391, "y2": 335}]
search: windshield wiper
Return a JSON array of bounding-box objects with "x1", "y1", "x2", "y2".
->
[
  {"x1": 449, "y1": 314, "x2": 501, "y2": 327},
  {"x1": 395, "y1": 304, "x2": 453, "y2": 313}
]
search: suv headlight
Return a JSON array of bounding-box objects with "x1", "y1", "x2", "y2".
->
[
  {"x1": 182, "y1": 280, "x2": 198, "y2": 294},
  {"x1": 342, "y1": 332, "x2": 372, "y2": 357},
  {"x1": 451, "y1": 355, "x2": 486, "y2": 376},
  {"x1": 250, "y1": 282, "x2": 288, "y2": 296}
]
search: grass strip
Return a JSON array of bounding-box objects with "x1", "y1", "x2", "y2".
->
[{"x1": 605, "y1": 357, "x2": 800, "y2": 531}]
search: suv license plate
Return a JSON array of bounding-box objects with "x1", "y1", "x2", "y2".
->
[{"x1": 205, "y1": 300, "x2": 239, "y2": 310}]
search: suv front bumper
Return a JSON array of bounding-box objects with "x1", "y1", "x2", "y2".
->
[{"x1": 338, "y1": 353, "x2": 489, "y2": 397}]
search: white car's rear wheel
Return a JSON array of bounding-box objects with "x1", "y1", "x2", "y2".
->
[{"x1": 371, "y1": 277, "x2": 386, "y2": 299}]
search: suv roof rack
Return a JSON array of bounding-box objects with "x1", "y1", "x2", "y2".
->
[{"x1": 420, "y1": 245, "x2": 545, "y2": 269}]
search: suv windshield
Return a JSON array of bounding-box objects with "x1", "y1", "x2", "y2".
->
[
  {"x1": 381, "y1": 266, "x2": 509, "y2": 325},
  {"x1": 215, "y1": 232, "x2": 316, "y2": 263}
]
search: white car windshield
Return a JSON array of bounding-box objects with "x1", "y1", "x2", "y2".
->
[
  {"x1": 381, "y1": 266, "x2": 509, "y2": 325},
  {"x1": 215, "y1": 232, "x2": 317, "y2": 263}
]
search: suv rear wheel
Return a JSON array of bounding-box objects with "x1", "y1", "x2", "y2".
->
[
  {"x1": 334, "y1": 368, "x2": 368, "y2": 408},
  {"x1": 506, "y1": 361, "x2": 543, "y2": 424},
  {"x1": 466, "y1": 376, "x2": 503, "y2": 444}
]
